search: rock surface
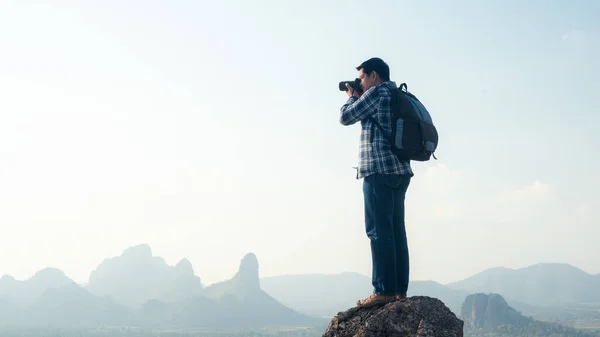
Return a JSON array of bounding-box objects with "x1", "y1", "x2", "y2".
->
[{"x1": 322, "y1": 296, "x2": 464, "y2": 337}]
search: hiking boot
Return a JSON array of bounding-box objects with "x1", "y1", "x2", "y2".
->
[
  {"x1": 356, "y1": 293, "x2": 395, "y2": 308},
  {"x1": 396, "y1": 293, "x2": 407, "y2": 300}
]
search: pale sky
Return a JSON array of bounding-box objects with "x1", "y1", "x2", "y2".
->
[{"x1": 1, "y1": 0, "x2": 599, "y2": 287}]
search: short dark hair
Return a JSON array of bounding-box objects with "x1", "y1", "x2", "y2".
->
[{"x1": 356, "y1": 57, "x2": 390, "y2": 81}]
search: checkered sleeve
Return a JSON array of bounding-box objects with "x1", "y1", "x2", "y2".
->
[{"x1": 339, "y1": 87, "x2": 380, "y2": 126}]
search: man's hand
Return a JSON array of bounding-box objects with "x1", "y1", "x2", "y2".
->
[{"x1": 345, "y1": 83, "x2": 360, "y2": 98}]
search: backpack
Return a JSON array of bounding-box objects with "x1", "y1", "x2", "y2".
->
[{"x1": 370, "y1": 83, "x2": 439, "y2": 161}]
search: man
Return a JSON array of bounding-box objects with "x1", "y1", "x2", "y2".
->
[{"x1": 339, "y1": 57, "x2": 414, "y2": 308}]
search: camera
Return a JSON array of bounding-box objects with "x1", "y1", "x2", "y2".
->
[{"x1": 339, "y1": 78, "x2": 363, "y2": 95}]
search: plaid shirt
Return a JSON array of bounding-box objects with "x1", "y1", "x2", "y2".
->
[{"x1": 340, "y1": 81, "x2": 413, "y2": 179}]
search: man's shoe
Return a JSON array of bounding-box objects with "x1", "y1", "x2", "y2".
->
[
  {"x1": 396, "y1": 293, "x2": 407, "y2": 300},
  {"x1": 356, "y1": 293, "x2": 395, "y2": 308}
]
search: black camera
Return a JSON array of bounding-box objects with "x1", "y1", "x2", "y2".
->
[{"x1": 339, "y1": 78, "x2": 363, "y2": 95}]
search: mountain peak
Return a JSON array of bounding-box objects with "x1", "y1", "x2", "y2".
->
[
  {"x1": 239, "y1": 253, "x2": 258, "y2": 270},
  {"x1": 175, "y1": 258, "x2": 194, "y2": 276},
  {"x1": 86, "y1": 245, "x2": 205, "y2": 307},
  {"x1": 0, "y1": 274, "x2": 17, "y2": 290},
  {"x1": 121, "y1": 244, "x2": 153, "y2": 259},
  {"x1": 237, "y1": 253, "x2": 259, "y2": 290},
  {"x1": 30, "y1": 268, "x2": 71, "y2": 284},
  {"x1": 521, "y1": 262, "x2": 589, "y2": 276},
  {"x1": 0, "y1": 275, "x2": 16, "y2": 282}
]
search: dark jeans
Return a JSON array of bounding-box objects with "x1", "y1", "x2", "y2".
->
[{"x1": 363, "y1": 173, "x2": 411, "y2": 296}]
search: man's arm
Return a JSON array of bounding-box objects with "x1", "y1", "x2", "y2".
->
[{"x1": 339, "y1": 86, "x2": 380, "y2": 126}]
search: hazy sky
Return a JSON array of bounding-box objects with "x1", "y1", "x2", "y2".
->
[{"x1": 1, "y1": 0, "x2": 599, "y2": 287}]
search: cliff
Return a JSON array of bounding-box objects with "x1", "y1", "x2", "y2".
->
[{"x1": 461, "y1": 293, "x2": 597, "y2": 337}]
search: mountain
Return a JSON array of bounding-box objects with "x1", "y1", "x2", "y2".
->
[
  {"x1": 260, "y1": 272, "x2": 470, "y2": 317},
  {"x1": 0, "y1": 268, "x2": 74, "y2": 305},
  {"x1": 0, "y1": 279, "x2": 131, "y2": 327},
  {"x1": 0, "y1": 248, "x2": 322, "y2": 330},
  {"x1": 447, "y1": 263, "x2": 600, "y2": 306},
  {"x1": 0, "y1": 295, "x2": 20, "y2": 326},
  {"x1": 200, "y1": 253, "x2": 321, "y2": 328},
  {"x1": 24, "y1": 282, "x2": 131, "y2": 327},
  {"x1": 85, "y1": 244, "x2": 203, "y2": 307},
  {"x1": 461, "y1": 293, "x2": 597, "y2": 337},
  {"x1": 130, "y1": 252, "x2": 323, "y2": 329},
  {"x1": 259, "y1": 265, "x2": 600, "y2": 326},
  {"x1": 5, "y1": 248, "x2": 600, "y2": 331},
  {"x1": 204, "y1": 253, "x2": 261, "y2": 299}
]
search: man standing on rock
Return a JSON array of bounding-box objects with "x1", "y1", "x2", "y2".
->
[{"x1": 339, "y1": 57, "x2": 414, "y2": 308}]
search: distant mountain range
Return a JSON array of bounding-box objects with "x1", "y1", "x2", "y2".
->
[
  {"x1": 0, "y1": 267, "x2": 74, "y2": 305},
  {"x1": 0, "y1": 244, "x2": 321, "y2": 329},
  {"x1": 259, "y1": 263, "x2": 600, "y2": 328},
  {"x1": 447, "y1": 263, "x2": 600, "y2": 306},
  {"x1": 259, "y1": 273, "x2": 470, "y2": 317},
  {"x1": 2, "y1": 244, "x2": 600, "y2": 331}
]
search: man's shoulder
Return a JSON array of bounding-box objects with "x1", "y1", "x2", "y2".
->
[
  {"x1": 376, "y1": 81, "x2": 398, "y2": 95},
  {"x1": 361, "y1": 81, "x2": 396, "y2": 98}
]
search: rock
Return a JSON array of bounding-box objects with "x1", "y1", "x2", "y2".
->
[
  {"x1": 238, "y1": 252, "x2": 260, "y2": 291},
  {"x1": 322, "y1": 296, "x2": 464, "y2": 337},
  {"x1": 459, "y1": 293, "x2": 596, "y2": 337},
  {"x1": 461, "y1": 293, "x2": 525, "y2": 330}
]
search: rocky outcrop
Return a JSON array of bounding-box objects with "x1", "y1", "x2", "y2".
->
[
  {"x1": 323, "y1": 296, "x2": 464, "y2": 337},
  {"x1": 85, "y1": 244, "x2": 203, "y2": 306},
  {"x1": 199, "y1": 252, "x2": 320, "y2": 328},
  {"x1": 461, "y1": 293, "x2": 527, "y2": 330},
  {"x1": 461, "y1": 293, "x2": 596, "y2": 337},
  {"x1": 238, "y1": 253, "x2": 260, "y2": 291},
  {"x1": 204, "y1": 252, "x2": 261, "y2": 299}
]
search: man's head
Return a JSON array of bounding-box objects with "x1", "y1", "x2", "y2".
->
[{"x1": 356, "y1": 57, "x2": 390, "y2": 92}]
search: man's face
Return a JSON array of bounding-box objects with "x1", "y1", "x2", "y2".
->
[{"x1": 358, "y1": 69, "x2": 377, "y2": 93}]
